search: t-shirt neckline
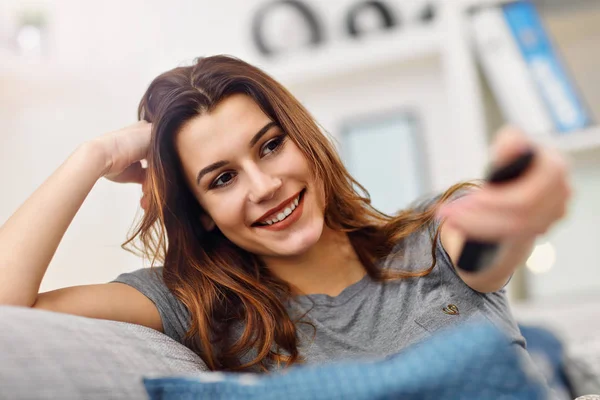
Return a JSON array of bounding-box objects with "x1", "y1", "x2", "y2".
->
[{"x1": 291, "y1": 272, "x2": 371, "y2": 308}]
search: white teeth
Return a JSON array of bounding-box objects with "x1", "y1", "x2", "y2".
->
[{"x1": 258, "y1": 192, "x2": 302, "y2": 226}]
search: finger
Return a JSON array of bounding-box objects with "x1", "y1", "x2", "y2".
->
[
  {"x1": 475, "y1": 148, "x2": 568, "y2": 213},
  {"x1": 443, "y1": 183, "x2": 567, "y2": 239},
  {"x1": 437, "y1": 149, "x2": 549, "y2": 219},
  {"x1": 489, "y1": 126, "x2": 534, "y2": 167},
  {"x1": 483, "y1": 126, "x2": 541, "y2": 195},
  {"x1": 132, "y1": 120, "x2": 152, "y2": 130},
  {"x1": 524, "y1": 189, "x2": 570, "y2": 234},
  {"x1": 140, "y1": 194, "x2": 149, "y2": 211},
  {"x1": 113, "y1": 161, "x2": 146, "y2": 184},
  {"x1": 443, "y1": 202, "x2": 528, "y2": 241}
]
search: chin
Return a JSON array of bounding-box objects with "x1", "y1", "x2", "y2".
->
[{"x1": 263, "y1": 217, "x2": 324, "y2": 257}]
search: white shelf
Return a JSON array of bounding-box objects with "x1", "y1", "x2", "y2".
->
[
  {"x1": 548, "y1": 126, "x2": 600, "y2": 153},
  {"x1": 458, "y1": 0, "x2": 515, "y2": 7},
  {"x1": 252, "y1": 24, "x2": 443, "y2": 88}
]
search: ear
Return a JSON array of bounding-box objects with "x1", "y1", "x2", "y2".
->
[{"x1": 200, "y1": 213, "x2": 216, "y2": 231}]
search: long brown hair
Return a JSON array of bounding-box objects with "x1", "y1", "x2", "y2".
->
[{"x1": 123, "y1": 55, "x2": 475, "y2": 372}]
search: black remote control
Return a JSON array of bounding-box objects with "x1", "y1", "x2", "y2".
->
[{"x1": 456, "y1": 149, "x2": 535, "y2": 273}]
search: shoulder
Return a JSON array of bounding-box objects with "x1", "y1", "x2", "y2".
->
[
  {"x1": 408, "y1": 186, "x2": 507, "y2": 293},
  {"x1": 111, "y1": 267, "x2": 191, "y2": 343},
  {"x1": 112, "y1": 267, "x2": 170, "y2": 296},
  {"x1": 382, "y1": 187, "x2": 476, "y2": 272},
  {"x1": 112, "y1": 266, "x2": 184, "y2": 304}
]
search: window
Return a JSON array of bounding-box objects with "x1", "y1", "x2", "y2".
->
[{"x1": 340, "y1": 112, "x2": 430, "y2": 215}]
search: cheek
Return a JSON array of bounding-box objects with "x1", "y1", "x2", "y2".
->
[
  {"x1": 288, "y1": 149, "x2": 321, "y2": 198},
  {"x1": 286, "y1": 146, "x2": 313, "y2": 177},
  {"x1": 204, "y1": 192, "x2": 247, "y2": 230}
]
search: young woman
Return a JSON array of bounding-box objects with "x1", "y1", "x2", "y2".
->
[{"x1": 0, "y1": 55, "x2": 570, "y2": 373}]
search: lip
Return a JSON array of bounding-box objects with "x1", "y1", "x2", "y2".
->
[
  {"x1": 254, "y1": 190, "x2": 305, "y2": 231},
  {"x1": 253, "y1": 189, "x2": 304, "y2": 226}
]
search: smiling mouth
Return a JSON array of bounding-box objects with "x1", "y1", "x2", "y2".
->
[{"x1": 252, "y1": 189, "x2": 305, "y2": 227}]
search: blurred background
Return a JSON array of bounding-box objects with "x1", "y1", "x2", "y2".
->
[{"x1": 1, "y1": 0, "x2": 599, "y2": 376}]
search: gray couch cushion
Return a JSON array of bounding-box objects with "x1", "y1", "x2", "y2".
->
[{"x1": 0, "y1": 306, "x2": 208, "y2": 399}]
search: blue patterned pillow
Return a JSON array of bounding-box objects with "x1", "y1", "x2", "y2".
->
[
  {"x1": 519, "y1": 324, "x2": 573, "y2": 399},
  {"x1": 143, "y1": 321, "x2": 549, "y2": 400}
]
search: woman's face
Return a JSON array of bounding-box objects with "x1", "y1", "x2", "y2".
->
[{"x1": 175, "y1": 94, "x2": 326, "y2": 258}]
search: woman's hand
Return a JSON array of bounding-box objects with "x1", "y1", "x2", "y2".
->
[
  {"x1": 436, "y1": 126, "x2": 572, "y2": 292},
  {"x1": 0, "y1": 120, "x2": 152, "y2": 306},
  {"x1": 91, "y1": 121, "x2": 152, "y2": 185},
  {"x1": 90, "y1": 121, "x2": 152, "y2": 210},
  {"x1": 438, "y1": 126, "x2": 572, "y2": 243}
]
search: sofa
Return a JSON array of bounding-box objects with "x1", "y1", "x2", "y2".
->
[
  {"x1": 511, "y1": 294, "x2": 600, "y2": 398},
  {"x1": 0, "y1": 306, "x2": 209, "y2": 399},
  {"x1": 1, "y1": 299, "x2": 599, "y2": 400}
]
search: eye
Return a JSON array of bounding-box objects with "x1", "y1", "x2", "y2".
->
[
  {"x1": 210, "y1": 171, "x2": 236, "y2": 189},
  {"x1": 260, "y1": 134, "x2": 287, "y2": 157}
]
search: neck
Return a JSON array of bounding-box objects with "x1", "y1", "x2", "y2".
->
[{"x1": 262, "y1": 226, "x2": 366, "y2": 297}]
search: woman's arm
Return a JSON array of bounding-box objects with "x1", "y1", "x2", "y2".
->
[
  {"x1": 0, "y1": 142, "x2": 108, "y2": 307},
  {"x1": 0, "y1": 121, "x2": 152, "y2": 307},
  {"x1": 436, "y1": 127, "x2": 570, "y2": 293},
  {"x1": 440, "y1": 224, "x2": 535, "y2": 293}
]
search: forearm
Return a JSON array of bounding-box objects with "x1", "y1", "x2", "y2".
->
[
  {"x1": 457, "y1": 237, "x2": 536, "y2": 293},
  {"x1": 0, "y1": 141, "x2": 109, "y2": 307}
]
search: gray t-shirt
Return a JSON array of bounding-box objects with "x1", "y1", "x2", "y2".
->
[{"x1": 111, "y1": 218, "x2": 527, "y2": 371}]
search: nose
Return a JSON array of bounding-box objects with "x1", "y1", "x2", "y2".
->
[{"x1": 246, "y1": 164, "x2": 282, "y2": 204}]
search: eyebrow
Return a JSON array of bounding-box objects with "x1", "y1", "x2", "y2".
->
[{"x1": 195, "y1": 121, "x2": 277, "y2": 186}]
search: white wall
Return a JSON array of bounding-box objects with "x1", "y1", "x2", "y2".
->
[
  {"x1": 526, "y1": 148, "x2": 600, "y2": 299},
  {"x1": 288, "y1": 56, "x2": 457, "y2": 191},
  {"x1": 1, "y1": 0, "x2": 459, "y2": 292},
  {"x1": 0, "y1": 0, "x2": 266, "y2": 291},
  {"x1": 505, "y1": 1, "x2": 600, "y2": 301},
  {"x1": 0, "y1": 70, "x2": 149, "y2": 291},
  {"x1": 1, "y1": 0, "x2": 598, "y2": 301}
]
